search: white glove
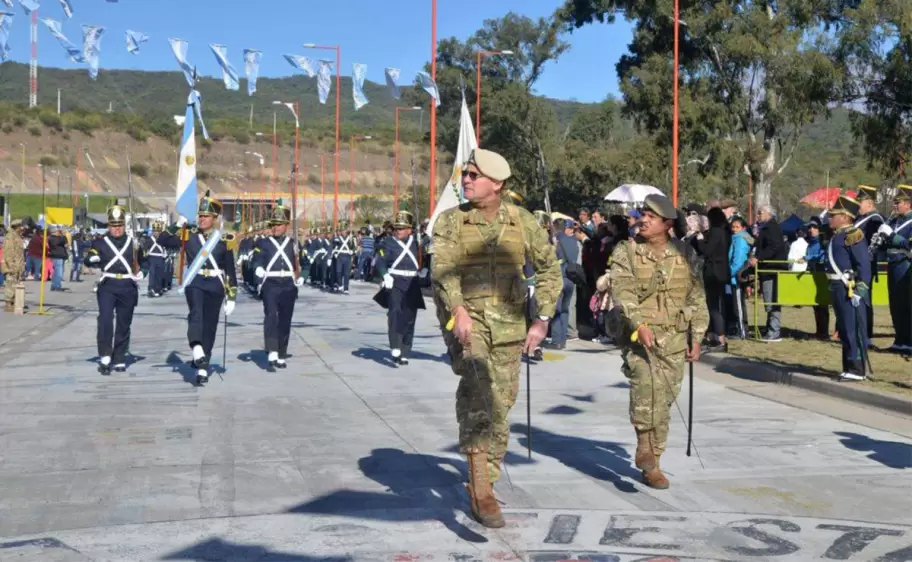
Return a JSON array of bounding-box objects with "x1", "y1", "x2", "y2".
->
[
  {"x1": 224, "y1": 300, "x2": 235, "y2": 316},
  {"x1": 177, "y1": 216, "x2": 188, "y2": 228},
  {"x1": 851, "y1": 294, "x2": 861, "y2": 308},
  {"x1": 134, "y1": 271, "x2": 144, "y2": 281},
  {"x1": 295, "y1": 277, "x2": 304, "y2": 287},
  {"x1": 382, "y1": 273, "x2": 394, "y2": 289},
  {"x1": 88, "y1": 255, "x2": 101, "y2": 264},
  {"x1": 418, "y1": 268, "x2": 429, "y2": 279},
  {"x1": 255, "y1": 267, "x2": 266, "y2": 278},
  {"x1": 878, "y1": 224, "x2": 894, "y2": 236}
]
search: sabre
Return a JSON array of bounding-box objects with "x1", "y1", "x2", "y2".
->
[
  {"x1": 220, "y1": 307, "x2": 228, "y2": 380},
  {"x1": 686, "y1": 326, "x2": 694, "y2": 457}
]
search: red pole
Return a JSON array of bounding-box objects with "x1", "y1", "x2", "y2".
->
[
  {"x1": 429, "y1": 0, "x2": 438, "y2": 216},
  {"x1": 671, "y1": 0, "x2": 680, "y2": 207},
  {"x1": 321, "y1": 153, "x2": 327, "y2": 225},
  {"x1": 333, "y1": 46, "x2": 341, "y2": 229},
  {"x1": 272, "y1": 112, "x2": 278, "y2": 204},
  {"x1": 476, "y1": 51, "x2": 482, "y2": 145},
  {"x1": 394, "y1": 108, "x2": 400, "y2": 216}
]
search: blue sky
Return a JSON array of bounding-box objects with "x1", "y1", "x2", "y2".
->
[{"x1": 4, "y1": 0, "x2": 632, "y2": 102}]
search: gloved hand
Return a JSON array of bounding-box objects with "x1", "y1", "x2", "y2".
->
[
  {"x1": 255, "y1": 267, "x2": 266, "y2": 278},
  {"x1": 382, "y1": 273, "x2": 394, "y2": 289},
  {"x1": 134, "y1": 271, "x2": 144, "y2": 281},
  {"x1": 878, "y1": 223, "x2": 894, "y2": 236},
  {"x1": 418, "y1": 268, "x2": 429, "y2": 279},
  {"x1": 88, "y1": 255, "x2": 101, "y2": 264},
  {"x1": 177, "y1": 216, "x2": 188, "y2": 228},
  {"x1": 295, "y1": 277, "x2": 304, "y2": 287},
  {"x1": 224, "y1": 300, "x2": 236, "y2": 316},
  {"x1": 851, "y1": 294, "x2": 862, "y2": 308}
]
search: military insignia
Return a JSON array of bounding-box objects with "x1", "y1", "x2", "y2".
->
[
  {"x1": 112, "y1": 208, "x2": 122, "y2": 220},
  {"x1": 185, "y1": 155, "x2": 195, "y2": 166},
  {"x1": 846, "y1": 227, "x2": 864, "y2": 245},
  {"x1": 451, "y1": 164, "x2": 462, "y2": 185}
]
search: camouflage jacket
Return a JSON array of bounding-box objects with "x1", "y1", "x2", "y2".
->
[
  {"x1": 609, "y1": 237, "x2": 709, "y2": 354},
  {"x1": 432, "y1": 200, "x2": 561, "y2": 345},
  {"x1": 1, "y1": 229, "x2": 24, "y2": 275}
]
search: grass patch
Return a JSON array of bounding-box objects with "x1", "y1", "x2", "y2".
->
[
  {"x1": 6, "y1": 193, "x2": 147, "y2": 219},
  {"x1": 732, "y1": 303, "x2": 911, "y2": 396}
]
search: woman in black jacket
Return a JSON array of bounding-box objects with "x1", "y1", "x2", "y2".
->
[{"x1": 694, "y1": 208, "x2": 732, "y2": 351}]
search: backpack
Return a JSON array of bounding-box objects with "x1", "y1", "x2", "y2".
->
[
  {"x1": 604, "y1": 241, "x2": 637, "y2": 341},
  {"x1": 557, "y1": 235, "x2": 587, "y2": 286}
]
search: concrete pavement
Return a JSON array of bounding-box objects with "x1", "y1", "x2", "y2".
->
[{"x1": 0, "y1": 277, "x2": 910, "y2": 561}]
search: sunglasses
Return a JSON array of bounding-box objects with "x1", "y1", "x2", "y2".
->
[{"x1": 461, "y1": 170, "x2": 481, "y2": 181}]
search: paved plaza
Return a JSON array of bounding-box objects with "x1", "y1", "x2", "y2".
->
[{"x1": 0, "y1": 279, "x2": 910, "y2": 561}]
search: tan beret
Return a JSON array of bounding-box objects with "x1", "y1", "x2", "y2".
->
[
  {"x1": 644, "y1": 193, "x2": 677, "y2": 220},
  {"x1": 467, "y1": 149, "x2": 511, "y2": 182}
]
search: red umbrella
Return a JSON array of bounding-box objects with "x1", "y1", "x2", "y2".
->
[{"x1": 800, "y1": 187, "x2": 857, "y2": 209}]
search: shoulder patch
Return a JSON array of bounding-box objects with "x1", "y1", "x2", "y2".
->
[
  {"x1": 222, "y1": 233, "x2": 236, "y2": 242},
  {"x1": 846, "y1": 227, "x2": 864, "y2": 246}
]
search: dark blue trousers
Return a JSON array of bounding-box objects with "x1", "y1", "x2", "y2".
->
[
  {"x1": 830, "y1": 281, "x2": 869, "y2": 374},
  {"x1": 261, "y1": 279, "x2": 297, "y2": 358},
  {"x1": 185, "y1": 279, "x2": 225, "y2": 360},
  {"x1": 335, "y1": 253, "x2": 352, "y2": 291},
  {"x1": 147, "y1": 256, "x2": 165, "y2": 294},
  {"x1": 96, "y1": 279, "x2": 138, "y2": 363},
  {"x1": 388, "y1": 286, "x2": 417, "y2": 357}
]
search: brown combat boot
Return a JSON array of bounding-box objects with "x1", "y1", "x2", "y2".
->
[
  {"x1": 642, "y1": 454, "x2": 670, "y2": 490},
  {"x1": 634, "y1": 429, "x2": 656, "y2": 471},
  {"x1": 465, "y1": 452, "x2": 505, "y2": 528}
]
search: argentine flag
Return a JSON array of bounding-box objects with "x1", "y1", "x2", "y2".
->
[{"x1": 175, "y1": 90, "x2": 208, "y2": 223}]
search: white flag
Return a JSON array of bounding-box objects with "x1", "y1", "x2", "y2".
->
[
  {"x1": 417, "y1": 71, "x2": 441, "y2": 107},
  {"x1": 81, "y1": 24, "x2": 104, "y2": 80},
  {"x1": 427, "y1": 93, "x2": 477, "y2": 243},
  {"x1": 352, "y1": 62, "x2": 368, "y2": 110},
  {"x1": 209, "y1": 43, "x2": 239, "y2": 91},
  {"x1": 283, "y1": 53, "x2": 315, "y2": 77},
  {"x1": 317, "y1": 59, "x2": 333, "y2": 105},
  {"x1": 385, "y1": 67, "x2": 400, "y2": 99}
]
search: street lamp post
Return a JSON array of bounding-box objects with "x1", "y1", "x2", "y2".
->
[
  {"x1": 395, "y1": 107, "x2": 422, "y2": 217},
  {"x1": 672, "y1": 0, "x2": 681, "y2": 207},
  {"x1": 245, "y1": 151, "x2": 265, "y2": 228},
  {"x1": 303, "y1": 43, "x2": 342, "y2": 228},
  {"x1": 475, "y1": 49, "x2": 514, "y2": 144},
  {"x1": 350, "y1": 135, "x2": 372, "y2": 227},
  {"x1": 274, "y1": 101, "x2": 302, "y2": 236},
  {"x1": 429, "y1": 0, "x2": 438, "y2": 217}
]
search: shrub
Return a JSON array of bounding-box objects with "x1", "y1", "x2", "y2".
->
[
  {"x1": 126, "y1": 126, "x2": 148, "y2": 142},
  {"x1": 39, "y1": 155, "x2": 58, "y2": 167},
  {"x1": 197, "y1": 170, "x2": 211, "y2": 181},
  {"x1": 39, "y1": 112, "x2": 63, "y2": 131},
  {"x1": 2, "y1": 124, "x2": 13, "y2": 134},
  {"x1": 28, "y1": 125, "x2": 41, "y2": 137},
  {"x1": 13, "y1": 115, "x2": 26, "y2": 127},
  {"x1": 232, "y1": 131, "x2": 250, "y2": 145},
  {"x1": 129, "y1": 162, "x2": 149, "y2": 177}
]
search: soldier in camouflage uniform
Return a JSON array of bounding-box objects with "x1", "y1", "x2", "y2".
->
[
  {"x1": 432, "y1": 149, "x2": 562, "y2": 528},
  {"x1": 608, "y1": 194, "x2": 708, "y2": 489},
  {"x1": 2, "y1": 219, "x2": 26, "y2": 312}
]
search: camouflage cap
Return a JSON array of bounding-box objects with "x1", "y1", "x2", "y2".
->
[
  {"x1": 466, "y1": 148, "x2": 511, "y2": 182},
  {"x1": 643, "y1": 193, "x2": 676, "y2": 220},
  {"x1": 10, "y1": 218, "x2": 23, "y2": 228}
]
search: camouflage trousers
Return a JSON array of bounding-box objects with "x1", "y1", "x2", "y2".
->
[
  {"x1": 622, "y1": 343, "x2": 686, "y2": 456},
  {"x1": 449, "y1": 320, "x2": 522, "y2": 483},
  {"x1": 3, "y1": 269, "x2": 23, "y2": 306}
]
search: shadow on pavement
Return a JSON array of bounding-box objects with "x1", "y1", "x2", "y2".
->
[
  {"x1": 288, "y1": 448, "x2": 488, "y2": 543},
  {"x1": 562, "y1": 393, "x2": 596, "y2": 402},
  {"x1": 510, "y1": 423, "x2": 640, "y2": 494},
  {"x1": 151, "y1": 351, "x2": 201, "y2": 386},
  {"x1": 543, "y1": 405, "x2": 585, "y2": 415},
  {"x1": 834, "y1": 431, "x2": 912, "y2": 469},
  {"x1": 161, "y1": 537, "x2": 351, "y2": 561},
  {"x1": 351, "y1": 346, "x2": 449, "y2": 367},
  {"x1": 238, "y1": 349, "x2": 272, "y2": 372}
]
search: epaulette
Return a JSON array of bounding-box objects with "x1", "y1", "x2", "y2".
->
[
  {"x1": 846, "y1": 227, "x2": 864, "y2": 246},
  {"x1": 222, "y1": 233, "x2": 236, "y2": 242}
]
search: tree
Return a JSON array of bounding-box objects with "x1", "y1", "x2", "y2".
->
[
  {"x1": 557, "y1": 0, "x2": 846, "y2": 207},
  {"x1": 837, "y1": 1, "x2": 911, "y2": 180},
  {"x1": 353, "y1": 195, "x2": 390, "y2": 225},
  {"x1": 405, "y1": 13, "x2": 570, "y2": 207}
]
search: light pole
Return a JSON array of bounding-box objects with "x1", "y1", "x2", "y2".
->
[
  {"x1": 319, "y1": 157, "x2": 327, "y2": 225},
  {"x1": 303, "y1": 42, "x2": 342, "y2": 228},
  {"x1": 429, "y1": 0, "x2": 438, "y2": 217},
  {"x1": 672, "y1": 0, "x2": 680, "y2": 207},
  {"x1": 245, "y1": 151, "x2": 265, "y2": 228},
  {"x1": 350, "y1": 136, "x2": 372, "y2": 227},
  {"x1": 475, "y1": 49, "x2": 514, "y2": 145},
  {"x1": 274, "y1": 101, "x2": 301, "y2": 234},
  {"x1": 395, "y1": 106, "x2": 422, "y2": 216}
]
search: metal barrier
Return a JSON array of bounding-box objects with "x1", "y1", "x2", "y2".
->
[{"x1": 748, "y1": 260, "x2": 890, "y2": 339}]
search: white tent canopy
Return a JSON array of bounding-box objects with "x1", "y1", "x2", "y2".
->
[{"x1": 604, "y1": 184, "x2": 664, "y2": 203}]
